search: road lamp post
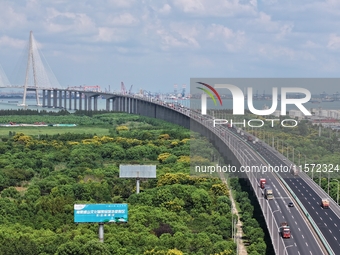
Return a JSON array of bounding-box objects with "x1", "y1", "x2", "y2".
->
[
  {"x1": 286, "y1": 145, "x2": 288, "y2": 158},
  {"x1": 284, "y1": 244, "x2": 294, "y2": 255},
  {"x1": 328, "y1": 171, "x2": 330, "y2": 195},
  {"x1": 277, "y1": 227, "x2": 280, "y2": 255},
  {"x1": 335, "y1": 179, "x2": 339, "y2": 205},
  {"x1": 319, "y1": 168, "x2": 322, "y2": 187},
  {"x1": 292, "y1": 147, "x2": 294, "y2": 164},
  {"x1": 231, "y1": 204, "x2": 234, "y2": 241},
  {"x1": 234, "y1": 218, "x2": 237, "y2": 243},
  {"x1": 272, "y1": 209, "x2": 280, "y2": 238},
  {"x1": 263, "y1": 130, "x2": 265, "y2": 144}
]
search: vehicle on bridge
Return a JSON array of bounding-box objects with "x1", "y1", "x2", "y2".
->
[
  {"x1": 264, "y1": 185, "x2": 273, "y2": 200},
  {"x1": 259, "y1": 178, "x2": 266, "y2": 189},
  {"x1": 280, "y1": 222, "x2": 291, "y2": 238},
  {"x1": 292, "y1": 165, "x2": 299, "y2": 176},
  {"x1": 321, "y1": 198, "x2": 330, "y2": 209}
]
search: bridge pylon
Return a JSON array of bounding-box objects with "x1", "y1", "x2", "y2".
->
[{"x1": 19, "y1": 31, "x2": 41, "y2": 107}]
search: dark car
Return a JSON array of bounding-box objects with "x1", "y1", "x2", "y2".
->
[{"x1": 288, "y1": 202, "x2": 294, "y2": 207}]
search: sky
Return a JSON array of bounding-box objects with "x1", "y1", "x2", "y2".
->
[{"x1": 1, "y1": 0, "x2": 340, "y2": 94}]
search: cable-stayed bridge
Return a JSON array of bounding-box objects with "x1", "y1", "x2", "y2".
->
[
  {"x1": 0, "y1": 31, "x2": 61, "y2": 106},
  {"x1": 0, "y1": 65, "x2": 11, "y2": 88}
]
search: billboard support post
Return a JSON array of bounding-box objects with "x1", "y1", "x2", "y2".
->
[
  {"x1": 99, "y1": 223, "x2": 104, "y2": 243},
  {"x1": 136, "y1": 178, "x2": 140, "y2": 194},
  {"x1": 119, "y1": 165, "x2": 156, "y2": 194},
  {"x1": 136, "y1": 171, "x2": 140, "y2": 194}
]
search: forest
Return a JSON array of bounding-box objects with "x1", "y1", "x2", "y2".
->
[{"x1": 0, "y1": 111, "x2": 267, "y2": 255}]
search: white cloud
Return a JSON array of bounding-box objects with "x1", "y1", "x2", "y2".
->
[
  {"x1": 157, "y1": 29, "x2": 186, "y2": 49},
  {"x1": 44, "y1": 8, "x2": 96, "y2": 34},
  {"x1": 2, "y1": 0, "x2": 340, "y2": 89},
  {"x1": 172, "y1": 0, "x2": 205, "y2": 13},
  {"x1": 276, "y1": 24, "x2": 294, "y2": 40},
  {"x1": 169, "y1": 23, "x2": 200, "y2": 47},
  {"x1": 159, "y1": 4, "x2": 172, "y2": 14},
  {"x1": 255, "y1": 12, "x2": 276, "y2": 31},
  {"x1": 95, "y1": 27, "x2": 128, "y2": 43},
  {"x1": 257, "y1": 44, "x2": 314, "y2": 61},
  {"x1": 250, "y1": 0, "x2": 257, "y2": 8},
  {"x1": 0, "y1": 4, "x2": 27, "y2": 30},
  {"x1": 107, "y1": 0, "x2": 136, "y2": 8},
  {"x1": 0, "y1": 36, "x2": 25, "y2": 49},
  {"x1": 303, "y1": 40, "x2": 321, "y2": 49},
  {"x1": 327, "y1": 34, "x2": 340, "y2": 50},
  {"x1": 207, "y1": 24, "x2": 246, "y2": 51},
  {"x1": 106, "y1": 13, "x2": 139, "y2": 26},
  {"x1": 172, "y1": 0, "x2": 257, "y2": 16}
]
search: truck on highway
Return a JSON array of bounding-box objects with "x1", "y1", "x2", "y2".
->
[
  {"x1": 264, "y1": 185, "x2": 273, "y2": 200},
  {"x1": 280, "y1": 222, "x2": 291, "y2": 238},
  {"x1": 292, "y1": 165, "x2": 299, "y2": 176},
  {"x1": 321, "y1": 198, "x2": 330, "y2": 209},
  {"x1": 259, "y1": 178, "x2": 266, "y2": 189}
]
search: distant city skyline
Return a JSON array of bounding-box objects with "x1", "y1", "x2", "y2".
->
[{"x1": 2, "y1": 1, "x2": 340, "y2": 93}]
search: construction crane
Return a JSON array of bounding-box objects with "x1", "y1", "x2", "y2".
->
[
  {"x1": 121, "y1": 82, "x2": 126, "y2": 94},
  {"x1": 181, "y1": 84, "x2": 186, "y2": 98},
  {"x1": 174, "y1": 84, "x2": 177, "y2": 95},
  {"x1": 129, "y1": 85, "x2": 133, "y2": 94}
]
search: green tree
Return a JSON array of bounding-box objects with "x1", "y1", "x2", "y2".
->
[{"x1": 55, "y1": 241, "x2": 83, "y2": 255}]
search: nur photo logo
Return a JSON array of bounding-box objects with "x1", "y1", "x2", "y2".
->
[
  {"x1": 196, "y1": 82, "x2": 222, "y2": 115},
  {"x1": 197, "y1": 81, "x2": 312, "y2": 116}
]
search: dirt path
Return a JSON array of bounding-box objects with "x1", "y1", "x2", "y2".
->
[{"x1": 220, "y1": 175, "x2": 248, "y2": 255}]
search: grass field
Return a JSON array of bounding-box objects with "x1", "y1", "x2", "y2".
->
[{"x1": 0, "y1": 126, "x2": 110, "y2": 136}]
